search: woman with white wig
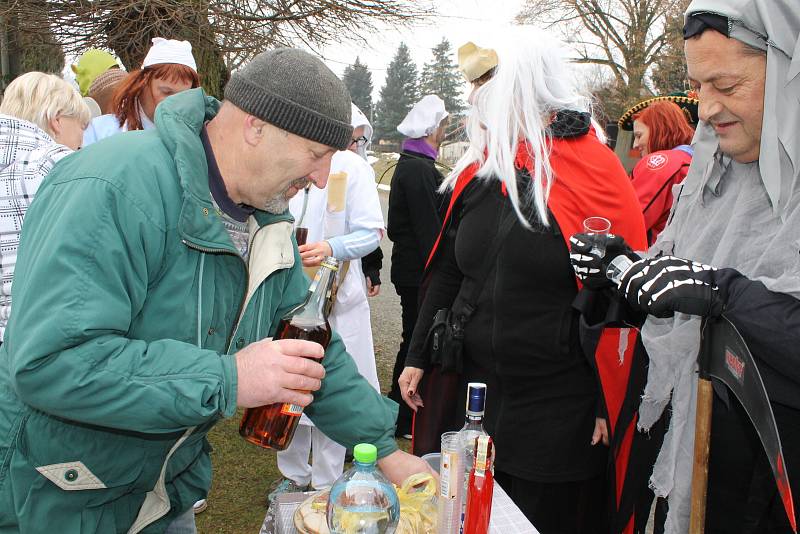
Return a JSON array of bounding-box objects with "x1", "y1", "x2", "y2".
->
[
  {"x1": 0, "y1": 72, "x2": 90, "y2": 343},
  {"x1": 398, "y1": 33, "x2": 647, "y2": 531}
]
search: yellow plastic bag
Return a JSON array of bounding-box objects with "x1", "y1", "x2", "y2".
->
[{"x1": 396, "y1": 473, "x2": 438, "y2": 534}]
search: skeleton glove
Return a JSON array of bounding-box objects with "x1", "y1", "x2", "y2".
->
[
  {"x1": 569, "y1": 233, "x2": 640, "y2": 289},
  {"x1": 618, "y1": 256, "x2": 726, "y2": 318}
]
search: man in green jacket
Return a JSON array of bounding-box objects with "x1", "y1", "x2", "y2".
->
[{"x1": 0, "y1": 49, "x2": 429, "y2": 533}]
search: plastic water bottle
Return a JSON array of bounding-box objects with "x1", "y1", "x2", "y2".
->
[{"x1": 327, "y1": 443, "x2": 400, "y2": 534}]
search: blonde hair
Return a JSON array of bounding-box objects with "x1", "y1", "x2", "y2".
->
[
  {"x1": 0, "y1": 72, "x2": 91, "y2": 137},
  {"x1": 445, "y1": 31, "x2": 591, "y2": 227}
]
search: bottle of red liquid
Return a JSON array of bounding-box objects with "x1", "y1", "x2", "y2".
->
[
  {"x1": 463, "y1": 435, "x2": 494, "y2": 534},
  {"x1": 239, "y1": 256, "x2": 338, "y2": 450}
]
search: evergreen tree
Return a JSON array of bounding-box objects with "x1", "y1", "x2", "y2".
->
[
  {"x1": 419, "y1": 38, "x2": 464, "y2": 116},
  {"x1": 343, "y1": 57, "x2": 374, "y2": 119},
  {"x1": 374, "y1": 43, "x2": 418, "y2": 143}
]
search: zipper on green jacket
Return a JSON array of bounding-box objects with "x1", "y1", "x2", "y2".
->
[
  {"x1": 181, "y1": 239, "x2": 249, "y2": 352},
  {"x1": 224, "y1": 222, "x2": 271, "y2": 352}
]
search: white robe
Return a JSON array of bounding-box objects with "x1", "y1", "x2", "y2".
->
[
  {"x1": 288, "y1": 149, "x2": 384, "y2": 424},
  {"x1": 279, "y1": 149, "x2": 384, "y2": 489}
]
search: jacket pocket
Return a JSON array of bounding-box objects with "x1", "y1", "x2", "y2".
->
[{"x1": 17, "y1": 410, "x2": 156, "y2": 500}]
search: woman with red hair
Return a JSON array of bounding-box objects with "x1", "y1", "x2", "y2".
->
[
  {"x1": 630, "y1": 100, "x2": 696, "y2": 244},
  {"x1": 83, "y1": 38, "x2": 199, "y2": 146}
]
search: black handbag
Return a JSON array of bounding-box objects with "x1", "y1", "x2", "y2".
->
[{"x1": 423, "y1": 204, "x2": 518, "y2": 373}]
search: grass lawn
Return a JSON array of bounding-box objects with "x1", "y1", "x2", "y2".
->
[
  {"x1": 372, "y1": 152, "x2": 400, "y2": 189},
  {"x1": 195, "y1": 410, "x2": 282, "y2": 532}
]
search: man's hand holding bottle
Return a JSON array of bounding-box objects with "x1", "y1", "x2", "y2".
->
[{"x1": 235, "y1": 337, "x2": 325, "y2": 408}]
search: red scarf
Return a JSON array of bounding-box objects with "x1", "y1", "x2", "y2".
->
[{"x1": 426, "y1": 129, "x2": 647, "y2": 532}]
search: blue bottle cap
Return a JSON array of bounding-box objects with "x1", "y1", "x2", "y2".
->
[{"x1": 465, "y1": 382, "x2": 486, "y2": 415}]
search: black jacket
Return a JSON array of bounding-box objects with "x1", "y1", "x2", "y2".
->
[
  {"x1": 406, "y1": 176, "x2": 605, "y2": 482},
  {"x1": 387, "y1": 150, "x2": 446, "y2": 287}
]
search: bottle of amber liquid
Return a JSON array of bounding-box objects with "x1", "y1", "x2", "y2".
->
[{"x1": 239, "y1": 256, "x2": 339, "y2": 450}]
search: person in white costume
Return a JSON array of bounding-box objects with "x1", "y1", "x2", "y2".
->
[
  {"x1": 349, "y1": 104, "x2": 384, "y2": 298},
  {"x1": 273, "y1": 103, "x2": 384, "y2": 496}
]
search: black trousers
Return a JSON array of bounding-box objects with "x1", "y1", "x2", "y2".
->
[{"x1": 387, "y1": 284, "x2": 418, "y2": 435}]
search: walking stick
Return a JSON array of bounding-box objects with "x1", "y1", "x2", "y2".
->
[
  {"x1": 689, "y1": 316, "x2": 797, "y2": 534},
  {"x1": 689, "y1": 319, "x2": 713, "y2": 534}
]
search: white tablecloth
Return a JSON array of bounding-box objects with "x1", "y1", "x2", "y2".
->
[{"x1": 260, "y1": 480, "x2": 539, "y2": 534}]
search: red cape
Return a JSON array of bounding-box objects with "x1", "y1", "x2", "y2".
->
[{"x1": 426, "y1": 129, "x2": 647, "y2": 533}]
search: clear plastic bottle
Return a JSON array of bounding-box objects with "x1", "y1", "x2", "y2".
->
[
  {"x1": 456, "y1": 383, "x2": 488, "y2": 528},
  {"x1": 327, "y1": 443, "x2": 400, "y2": 534}
]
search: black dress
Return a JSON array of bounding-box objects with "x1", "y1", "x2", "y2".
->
[{"x1": 406, "y1": 175, "x2": 607, "y2": 532}]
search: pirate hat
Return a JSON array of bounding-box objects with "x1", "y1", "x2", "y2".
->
[{"x1": 618, "y1": 91, "x2": 699, "y2": 131}]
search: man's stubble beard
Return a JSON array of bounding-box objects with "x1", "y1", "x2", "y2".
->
[{"x1": 262, "y1": 177, "x2": 311, "y2": 214}]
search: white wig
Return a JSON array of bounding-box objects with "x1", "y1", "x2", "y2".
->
[{"x1": 444, "y1": 30, "x2": 591, "y2": 227}]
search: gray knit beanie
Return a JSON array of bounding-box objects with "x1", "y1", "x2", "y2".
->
[{"x1": 225, "y1": 48, "x2": 353, "y2": 150}]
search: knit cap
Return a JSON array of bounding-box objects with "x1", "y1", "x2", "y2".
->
[
  {"x1": 88, "y1": 68, "x2": 128, "y2": 114},
  {"x1": 224, "y1": 48, "x2": 353, "y2": 150},
  {"x1": 88, "y1": 68, "x2": 127, "y2": 98}
]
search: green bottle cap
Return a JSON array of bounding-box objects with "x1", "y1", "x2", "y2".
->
[{"x1": 353, "y1": 443, "x2": 377, "y2": 464}]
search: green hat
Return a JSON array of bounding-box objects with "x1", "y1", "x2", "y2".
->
[
  {"x1": 72, "y1": 49, "x2": 118, "y2": 97},
  {"x1": 353, "y1": 443, "x2": 377, "y2": 464},
  {"x1": 618, "y1": 92, "x2": 700, "y2": 131}
]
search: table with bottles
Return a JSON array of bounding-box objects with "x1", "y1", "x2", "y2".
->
[
  {"x1": 248, "y1": 351, "x2": 540, "y2": 534},
  {"x1": 260, "y1": 480, "x2": 539, "y2": 534}
]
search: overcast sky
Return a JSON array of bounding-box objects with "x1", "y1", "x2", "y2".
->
[{"x1": 315, "y1": 0, "x2": 535, "y2": 100}]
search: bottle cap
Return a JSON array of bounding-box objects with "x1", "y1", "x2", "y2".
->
[
  {"x1": 353, "y1": 443, "x2": 377, "y2": 464},
  {"x1": 466, "y1": 382, "x2": 486, "y2": 415}
]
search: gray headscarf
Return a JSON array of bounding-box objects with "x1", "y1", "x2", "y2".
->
[{"x1": 639, "y1": 2, "x2": 800, "y2": 532}]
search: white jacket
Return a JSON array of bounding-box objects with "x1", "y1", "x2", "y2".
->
[{"x1": 0, "y1": 115, "x2": 73, "y2": 339}]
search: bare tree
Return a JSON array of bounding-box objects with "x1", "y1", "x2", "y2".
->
[
  {"x1": 2, "y1": 0, "x2": 433, "y2": 97},
  {"x1": 651, "y1": 0, "x2": 692, "y2": 95},
  {"x1": 517, "y1": 0, "x2": 685, "y2": 108}
]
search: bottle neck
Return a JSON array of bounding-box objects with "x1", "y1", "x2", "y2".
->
[
  {"x1": 353, "y1": 460, "x2": 376, "y2": 470},
  {"x1": 464, "y1": 411, "x2": 484, "y2": 428},
  {"x1": 294, "y1": 263, "x2": 336, "y2": 322}
]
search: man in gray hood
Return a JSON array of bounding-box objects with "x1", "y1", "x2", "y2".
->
[{"x1": 571, "y1": 0, "x2": 800, "y2": 532}]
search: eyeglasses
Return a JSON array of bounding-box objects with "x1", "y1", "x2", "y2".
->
[{"x1": 350, "y1": 136, "x2": 368, "y2": 147}]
